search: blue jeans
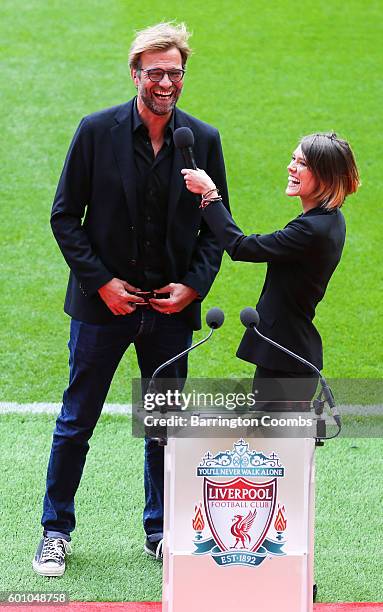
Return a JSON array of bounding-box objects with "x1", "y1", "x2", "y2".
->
[{"x1": 42, "y1": 310, "x2": 192, "y2": 542}]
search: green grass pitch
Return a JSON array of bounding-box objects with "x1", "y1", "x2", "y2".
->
[
  {"x1": 0, "y1": 415, "x2": 381, "y2": 603},
  {"x1": 1, "y1": 0, "x2": 382, "y2": 603}
]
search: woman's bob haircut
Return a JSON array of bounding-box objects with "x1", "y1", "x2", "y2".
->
[{"x1": 300, "y1": 133, "x2": 360, "y2": 209}]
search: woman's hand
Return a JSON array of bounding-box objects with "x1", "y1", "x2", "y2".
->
[{"x1": 181, "y1": 168, "x2": 218, "y2": 196}]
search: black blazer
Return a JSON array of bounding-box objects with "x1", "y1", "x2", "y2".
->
[
  {"x1": 202, "y1": 201, "x2": 346, "y2": 372},
  {"x1": 50, "y1": 99, "x2": 229, "y2": 330}
]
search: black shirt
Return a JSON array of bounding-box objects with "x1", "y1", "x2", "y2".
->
[{"x1": 131, "y1": 100, "x2": 175, "y2": 290}]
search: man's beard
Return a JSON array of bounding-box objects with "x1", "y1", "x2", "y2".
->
[{"x1": 138, "y1": 85, "x2": 180, "y2": 116}]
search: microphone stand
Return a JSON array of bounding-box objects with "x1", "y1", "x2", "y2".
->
[
  {"x1": 246, "y1": 324, "x2": 341, "y2": 444},
  {"x1": 147, "y1": 328, "x2": 218, "y2": 445},
  {"x1": 149, "y1": 329, "x2": 214, "y2": 393}
]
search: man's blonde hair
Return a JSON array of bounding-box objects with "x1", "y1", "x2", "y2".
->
[{"x1": 129, "y1": 22, "x2": 192, "y2": 69}]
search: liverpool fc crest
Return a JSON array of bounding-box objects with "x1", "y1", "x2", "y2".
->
[{"x1": 192, "y1": 440, "x2": 287, "y2": 567}]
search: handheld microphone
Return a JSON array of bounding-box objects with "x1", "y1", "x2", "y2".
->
[
  {"x1": 240, "y1": 307, "x2": 341, "y2": 439},
  {"x1": 173, "y1": 127, "x2": 197, "y2": 169},
  {"x1": 147, "y1": 307, "x2": 225, "y2": 444}
]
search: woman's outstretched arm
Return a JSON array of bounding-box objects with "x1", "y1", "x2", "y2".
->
[{"x1": 181, "y1": 168, "x2": 315, "y2": 263}]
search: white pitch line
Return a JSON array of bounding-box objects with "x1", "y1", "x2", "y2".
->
[
  {"x1": 0, "y1": 403, "x2": 380, "y2": 415},
  {"x1": 0, "y1": 402, "x2": 132, "y2": 415}
]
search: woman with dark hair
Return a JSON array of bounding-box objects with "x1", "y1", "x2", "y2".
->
[{"x1": 182, "y1": 133, "x2": 360, "y2": 407}]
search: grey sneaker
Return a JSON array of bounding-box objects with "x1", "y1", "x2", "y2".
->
[
  {"x1": 144, "y1": 537, "x2": 163, "y2": 561},
  {"x1": 32, "y1": 536, "x2": 72, "y2": 576}
]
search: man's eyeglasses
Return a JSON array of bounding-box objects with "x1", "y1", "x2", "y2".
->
[{"x1": 138, "y1": 68, "x2": 185, "y2": 83}]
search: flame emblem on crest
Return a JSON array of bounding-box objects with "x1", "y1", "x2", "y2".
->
[
  {"x1": 274, "y1": 505, "x2": 287, "y2": 533},
  {"x1": 192, "y1": 503, "x2": 205, "y2": 538}
]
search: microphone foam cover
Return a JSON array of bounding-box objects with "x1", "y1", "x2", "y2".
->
[
  {"x1": 206, "y1": 307, "x2": 225, "y2": 329},
  {"x1": 173, "y1": 126, "x2": 194, "y2": 149},
  {"x1": 240, "y1": 307, "x2": 260, "y2": 329}
]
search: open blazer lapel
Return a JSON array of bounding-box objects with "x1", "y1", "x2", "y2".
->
[{"x1": 110, "y1": 100, "x2": 138, "y2": 229}]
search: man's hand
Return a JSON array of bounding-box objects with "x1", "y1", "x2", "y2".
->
[
  {"x1": 98, "y1": 278, "x2": 145, "y2": 315},
  {"x1": 149, "y1": 283, "x2": 198, "y2": 314}
]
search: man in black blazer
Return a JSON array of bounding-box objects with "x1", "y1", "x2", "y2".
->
[{"x1": 33, "y1": 22, "x2": 229, "y2": 576}]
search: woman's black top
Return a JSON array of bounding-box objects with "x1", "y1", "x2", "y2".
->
[{"x1": 201, "y1": 200, "x2": 346, "y2": 373}]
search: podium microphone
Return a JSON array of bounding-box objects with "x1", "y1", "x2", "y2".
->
[
  {"x1": 240, "y1": 307, "x2": 341, "y2": 438},
  {"x1": 150, "y1": 307, "x2": 224, "y2": 384},
  {"x1": 147, "y1": 307, "x2": 225, "y2": 444},
  {"x1": 173, "y1": 127, "x2": 197, "y2": 169}
]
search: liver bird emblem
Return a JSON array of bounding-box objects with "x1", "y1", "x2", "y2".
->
[{"x1": 230, "y1": 510, "x2": 257, "y2": 549}]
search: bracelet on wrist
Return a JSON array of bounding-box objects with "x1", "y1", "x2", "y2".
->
[
  {"x1": 199, "y1": 196, "x2": 222, "y2": 210},
  {"x1": 202, "y1": 187, "x2": 219, "y2": 199}
]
